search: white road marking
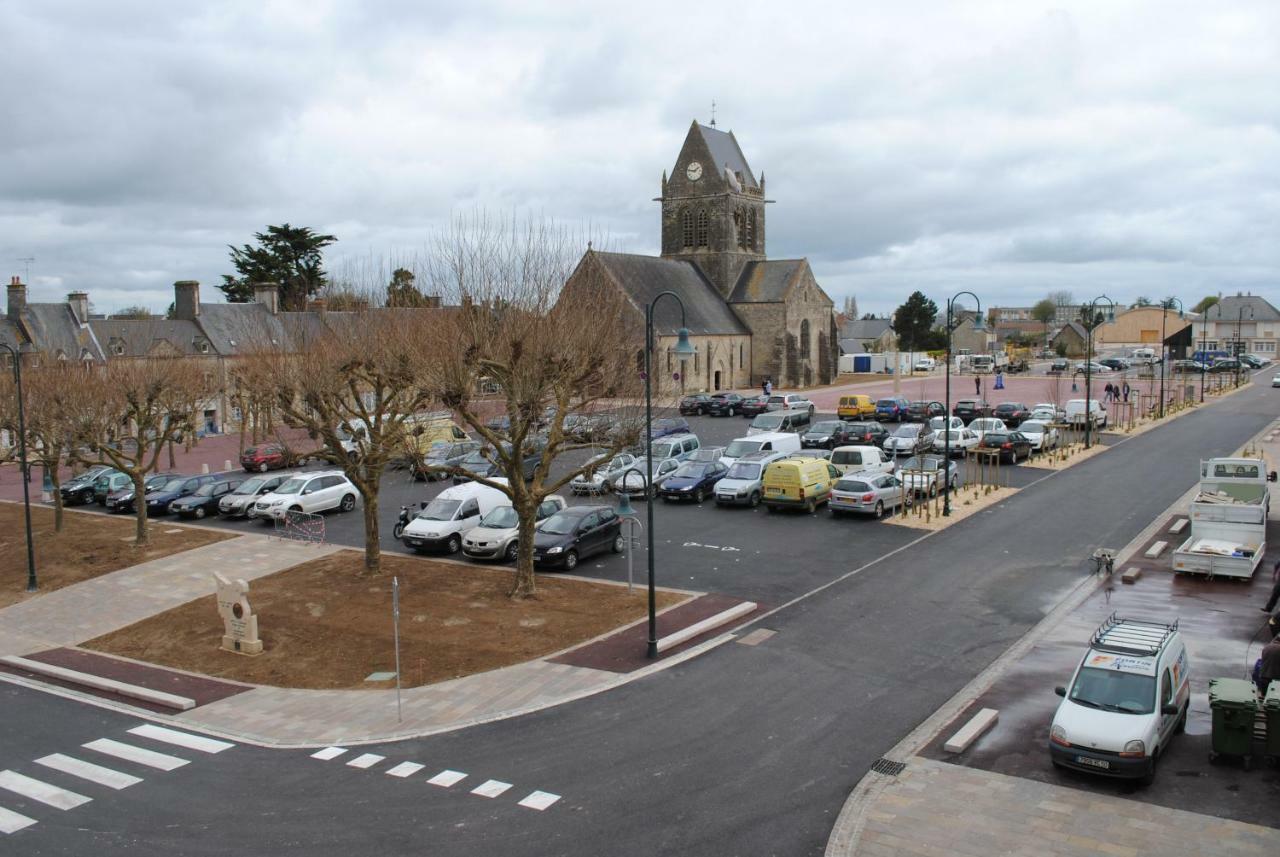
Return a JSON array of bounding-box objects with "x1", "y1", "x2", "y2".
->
[
  {"x1": 0, "y1": 770, "x2": 92, "y2": 810},
  {"x1": 0, "y1": 805, "x2": 37, "y2": 834},
  {"x1": 517, "y1": 790, "x2": 561, "y2": 811},
  {"x1": 35, "y1": 754, "x2": 141, "y2": 790},
  {"x1": 471, "y1": 779, "x2": 512, "y2": 798},
  {"x1": 385, "y1": 762, "x2": 424, "y2": 778},
  {"x1": 427, "y1": 770, "x2": 466, "y2": 787},
  {"x1": 83, "y1": 739, "x2": 188, "y2": 771},
  {"x1": 127, "y1": 724, "x2": 234, "y2": 754},
  {"x1": 311, "y1": 747, "x2": 347, "y2": 761},
  {"x1": 346, "y1": 753, "x2": 384, "y2": 769}
]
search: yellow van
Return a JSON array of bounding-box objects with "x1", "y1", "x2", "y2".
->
[
  {"x1": 404, "y1": 417, "x2": 468, "y2": 457},
  {"x1": 837, "y1": 394, "x2": 875, "y2": 420},
  {"x1": 762, "y1": 457, "x2": 841, "y2": 513}
]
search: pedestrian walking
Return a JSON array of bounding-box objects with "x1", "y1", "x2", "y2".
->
[
  {"x1": 761, "y1": 379, "x2": 768, "y2": 398},
  {"x1": 1122, "y1": 381, "x2": 1131, "y2": 403},
  {"x1": 764, "y1": 378, "x2": 773, "y2": 397},
  {"x1": 1262, "y1": 559, "x2": 1280, "y2": 613},
  {"x1": 974, "y1": 377, "x2": 981, "y2": 396}
]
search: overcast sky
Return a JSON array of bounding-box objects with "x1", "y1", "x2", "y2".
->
[{"x1": 2, "y1": 0, "x2": 1277, "y2": 316}]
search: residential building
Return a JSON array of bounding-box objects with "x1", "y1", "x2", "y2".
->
[{"x1": 1191, "y1": 294, "x2": 1280, "y2": 357}]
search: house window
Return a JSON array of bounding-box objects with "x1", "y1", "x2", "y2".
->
[
  {"x1": 695, "y1": 209, "x2": 709, "y2": 247},
  {"x1": 1255, "y1": 341, "x2": 1276, "y2": 353},
  {"x1": 681, "y1": 208, "x2": 693, "y2": 248}
]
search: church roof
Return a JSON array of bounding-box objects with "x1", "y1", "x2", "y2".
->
[
  {"x1": 696, "y1": 124, "x2": 758, "y2": 189},
  {"x1": 590, "y1": 252, "x2": 749, "y2": 336},
  {"x1": 729, "y1": 260, "x2": 805, "y2": 303}
]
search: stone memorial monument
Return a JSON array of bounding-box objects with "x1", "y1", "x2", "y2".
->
[{"x1": 214, "y1": 573, "x2": 263, "y2": 656}]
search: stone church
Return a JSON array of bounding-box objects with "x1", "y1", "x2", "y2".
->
[{"x1": 565, "y1": 121, "x2": 837, "y2": 394}]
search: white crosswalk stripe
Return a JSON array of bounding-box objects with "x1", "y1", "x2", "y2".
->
[
  {"x1": 311, "y1": 747, "x2": 347, "y2": 761},
  {"x1": 518, "y1": 790, "x2": 562, "y2": 811},
  {"x1": 127, "y1": 725, "x2": 234, "y2": 754},
  {"x1": 346, "y1": 753, "x2": 384, "y2": 769},
  {"x1": 0, "y1": 805, "x2": 37, "y2": 834},
  {"x1": 427, "y1": 769, "x2": 467, "y2": 787},
  {"x1": 471, "y1": 779, "x2": 512, "y2": 798},
  {"x1": 35, "y1": 754, "x2": 141, "y2": 790},
  {"x1": 0, "y1": 770, "x2": 92, "y2": 810},
  {"x1": 83, "y1": 739, "x2": 188, "y2": 771},
  {"x1": 385, "y1": 762, "x2": 424, "y2": 778}
]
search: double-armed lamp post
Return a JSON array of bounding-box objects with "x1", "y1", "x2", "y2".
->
[
  {"x1": 1080, "y1": 296, "x2": 1115, "y2": 450},
  {"x1": 0, "y1": 343, "x2": 37, "y2": 591},
  {"x1": 941, "y1": 291, "x2": 984, "y2": 517},
  {"x1": 1157, "y1": 297, "x2": 1183, "y2": 419}
]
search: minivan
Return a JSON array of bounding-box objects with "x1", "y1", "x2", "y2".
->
[
  {"x1": 761, "y1": 457, "x2": 841, "y2": 513},
  {"x1": 829, "y1": 445, "x2": 894, "y2": 476},
  {"x1": 1050, "y1": 614, "x2": 1189, "y2": 785},
  {"x1": 715, "y1": 450, "x2": 787, "y2": 507},
  {"x1": 1065, "y1": 398, "x2": 1108, "y2": 428},
  {"x1": 649, "y1": 433, "x2": 701, "y2": 462},
  {"x1": 748, "y1": 412, "x2": 808, "y2": 435},
  {"x1": 401, "y1": 480, "x2": 509, "y2": 554},
  {"x1": 719, "y1": 432, "x2": 802, "y2": 467},
  {"x1": 837, "y1": 394, "x2": 876, "y2": 420}
]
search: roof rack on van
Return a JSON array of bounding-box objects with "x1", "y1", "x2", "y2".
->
[{"x1": 1089, "y1": 612, "x2": 1179, "y2": 658}]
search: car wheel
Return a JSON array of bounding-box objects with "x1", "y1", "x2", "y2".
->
[
  {"x1": 1139, "y1": 752, "x2": 1158, "y2": 787},
  {"x1": 805, "y1": 498, "x2": 816, "y2": 514},
  {"x1": 258, "y1": 462, "x2": 269, "y2": 473},
  {"x1": 563, "y1": 550, "x2": 578, "y2": 571},
  {"x1": 289, "y1": 504, "x2": 303, "y2": 514},
  {"x1": 874, "y1": 501, "x2": 885, "y2": 519},
  {"x1": 194, "y1": 506, "x2": 206, "y2": 519},
  {"x1": 1175, "y1": 704, "x2": 1187, "y2": 734},
  {"x1": 612, "y1": 534, "x2": 624, "y2": 553},
  {"x1": 81, "y1": 489, "x2": 94, "y2": 505},
  {"x1": 339, "y1": 493, "x2": 356, "y2": 512},
  {"x1": 446, "y1": 534, "x2": 461, "y2": 554},
  {"x1": 694, "y1": 488, "x2": 705, "y2": 504},
  {"x1": 928, "y1": 482, "x2": 937, "y2": 498},
  {"x1": 504, "y1": 541, "x2": 518, "y2": 562},
  {"x1": 749, "y1": 491, "x2": 760, "y2": 508},
  {"x1": 393, "y1": 522, "x2": 406, "y2": 540},
  {"x1": 727, "y1": 407, "x2": 735, "y2": 417}
]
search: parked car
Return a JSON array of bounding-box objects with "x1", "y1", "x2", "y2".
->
[
  {"x1": 1245, "y1": 353, "x2": 1271, "y2": 366},
  {"x1": 611, "y1": 455, "x2": 681, "y2": 498},
  {"x1": 967, "y1": 417, "x2": 1007, "y2": 440},
  {"x1": 766, "y1": 393, "x2": 816, "y2": 417},
  {"x1": 801, "y1": 420, "x2": 860, "y2": 450},
  {"x1": 402, "y1": 481, "x2": 507, "y2": 554},
  {"x1": 145, "y1": 474, "x2": 218, "y2": 516},
  {"x1": 761, "y1": 457, "x2": 842, "y2": 513},
  {"x1": 649, "y1": 417, "x2": 692, "y2": 439},
  {"x1": 533, "y1": 506, "x2": 624, "y2": 571},
  {"x1": 829, "y1": 445, "x2": 895, "y2": 476},
  {"x1": 60, "y1": 465, "x2": 116, "y2": 506},
  {"x1": 570, "y1": 451, "x2": 637, "y2": 495},
  {"x1": 561, "y1": 413, "x2": 612, "y2": 442},
  {"x1": 1099, "y1": 358, "x2": 1130, "y2": 372},
  {"x1": 952, "y1": 399, "x2": 992, "y2": 423},
  {"x1": 415, "y1": 440, "x2": 482, "y2": 481},
  {"x1": 485, "y1": 414, "x2": 512, "y2": 435},
  {"x1": 913, "y1": 357, "x2": 937, "y2": 372},
  {"x1": 829, "y1": 472, "x2": 910, "y2": 518},
  {"x1": 738, "y1": 395, "x2": 771, "y2": 418},
  {"x1": 169, "y1": 478, "x2": 244, "y2": 519},
  {"x1": 1171, "y1": 359, "x2": 1208, "y2": 374},
  {"x1": 679, "y1": 394, "x2": 717, "y2": 416},
  {"x1": 1048, "y1": 359, "x2": 1070, "y2": 374},
  {"x1": 704, "y1": 393, "x2": 745, "y2": 417},
  {"x1": 874, "y1": 397, "x2": 911, "y2": 422},
  {"x1": 452, "y1": 438, "x2": 546, "y2": 483},
  {"x1": 1074, "y1": 361, "x2": 1113, "y2": 374},
  {"x1": 1064, "y1": 398, "x2": 1108, "y2": 428},
  {"x1": 748, "y1": 411, "x2": 809, "y2": 435},
  {"x1": 897, "y1": 455, "x2": 959, "y2": 497},
  {"x1": 719, "y1": 432, "x2": 801, "y2": 467},
  {"x1": 836, "y1": 394, "x2": 876, "y2": 420},
  {"x1": 462, "y1": 496, "x2": 567, "y2": 561},
  {"x1": 240, "y1": 443, "x2": 292, "y2": 473},
  {"x1": 219, "y1": 473, "x2": 291, "y2": 518},
  {"x1": 1006, "y1": 358, "x2": 1030, "y2": 374},
  {"x1": 841, "y1": 421, "x2": 890, "y2": 446},
  {"x1": 714, "y1": 451, "x2": 787, "y2": 507},
  {"x1": 1238, "y1": 354, "x2": 1264, "y2": 369},
  {"x1": 1017, "y1": 419, "x2": 1059, "y2": 452},
  {"x1": 648, "y1": 433, "x2": 701, "y2": 463},
  {"x1": 1209, "y1": 359, "x2": 1241, "y2": 374},
  {"x1": 992, "y1": 402, "x2": 1032, "y2": 427},
  {"x1": 659, "y1": 460, "x2": 728, "y2": 503},
  {"x1": 788, "y1": 449, "x2": 832, "y2": 462},
  {"x1": 105, "y1": 472, "x2": 177, "y2": 513},
  {"x1": 253, "y1": 471, "x2": 358, "y2": 521},
  {"x1": 882, "y1": 423, "x2": 935, "y2": 457},
  {"x1": 1031, "y1": 403, "x2": 1066, "y2": 422},
  {"x1": 93, "y1": 471, "x2": 133, "y2": 505},
  {"x1": 1273, "y1": 374, "x2": 1280, "y2": 388},
  {"x1": 932, "y1": 428, "x2": 980, "y2": 456},
  {"x1": 928, "y1": 416, "x2": 965, "y2": 434},
  {"x1": 976, "y1": 431, "x2": 1034, "y2": 463},
  {"x1": 906, "y1": 400, "x2": 945, "y2": 421}
]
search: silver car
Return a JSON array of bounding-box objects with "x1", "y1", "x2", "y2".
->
[
  {"x1": 219, "y1": 473, "x2": 290, "y2": 518},
  {"x1": 882, "y1": 423, "x2": 934, "y2": 457},
  {"x1": 897, "y1": 455, "x2": 960, "y2": 497},
  {"x1": 830, "y1": 472, "x2": 911, "y2": 518},
  {"x1": 570, "y1": 452, "x2": 636, "y2": 495},
  {"x1": 611, "y1": 456, "x2": 680, "y2": 498},
  {"x1": 714, "y1": 451, "x2": 787, "y2": 507},
  {"x1": 1017, "y1": 419, "x2": 1059, "y2": 452}
]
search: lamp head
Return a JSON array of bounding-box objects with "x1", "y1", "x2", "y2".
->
[
  {"x1": 673, "y1": 327, "x2": 696, "y2": 358},
  {"x1": 971, "y1": 314, "x2": 986, "y2": 332},
  {"x1": 616, "y1": 490, "x2": 636, "y2": 518}
]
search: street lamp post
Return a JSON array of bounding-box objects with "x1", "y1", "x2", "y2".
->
[
  {"x1": 942, "y1": 291, "x2": 984, "y2": 517},
  {"x1": 0, "y1": 343, "x2": 37, "y2": 591},
  {"x1": 1233, "y1": 305, "x2": 1253, "y2": 387},
  {"x1": 1157, "y1": 298, "x2": 1183, "y2": 419},
  {"x1": 1081, "y1": 296, "x2": 1115, "y2": 450},
  {"x1": 1199, "y1": 314, "x2": 1208, "y2": 403}
]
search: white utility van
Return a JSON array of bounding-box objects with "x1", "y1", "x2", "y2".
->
[
  {"x1": 719, "y1": 432, "x2": 802, "y2": 468},
  {"x1": 1064, "y1": 398, "x2": 1108, "y2": 428},
  {"x1": 1130, "y1": 348, "x2": 1157, "y2": 364},
  {"x1": 401, "y1": 480, "x2": 508, "y2": 555},
  {"x1": 1049, "y1": 613, "x2": 1189, "y2": 785},
  {"x1": 829, "y1": 445, "x2": 895, "y2": 476}
]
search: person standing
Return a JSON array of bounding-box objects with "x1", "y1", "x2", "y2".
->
[
  {"x1": 761, "y1": 379, "x2": 768, "y2": 398},
  {"x1": 1260, "y1": 633, "x2": 1280, "y2": 694},
  {"x1": 1262, "y1": 559, "x2": 1280, "y2": 613},
  {"x1": 1123, "y1": 381, "x2": 1131, "y2": 403},
  {"x1": 974, "y1": 376, "x2": 981, "y2": 396},
  {"x1": 764, "y1": 378, "x2": 773, "y2": 397}
]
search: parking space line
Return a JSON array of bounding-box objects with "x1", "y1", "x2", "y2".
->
[
  {"x1": 35, "y1": 754, "x2": 142, "y2": 790},
  {"x1": 471, "y1": 779, "x2": 512, "y2": 798},
  {"x1": 310, "y1": 747, "x2": 347, "y2": 761},
  {"x1": 517, "y1": 790, "x2": 561, "y2": 811},
  {"x1": 346, "y1": 753, "x2": 385, "y2": 769},
  {"x1": 83, "y1": 739, "x2": 189, "y2": 771},
  {"x1": 0, "y1": 770, "x2": 92, "y2": 810},
  {"x1": 0, "y1": 805, "x2": 37, "y2": 834},
  {"x1": 385, "y1": 762, "x2": 425, "y2": 778},
  {"x1": 127, "y1": 724, "x2": 234, "y2": 754},
  {"x1": 428, "y1": 770, "x2": 467, "y2": 787}
]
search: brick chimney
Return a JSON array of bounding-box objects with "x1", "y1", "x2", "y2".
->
[
  {"x1": 251, "y1": 282, "x2": 280, "y2": 315},
  {"x1": 67, "y1": 291, "x2": 90, "y2": 325},
  {"x1": 7, "y1": 276, "x2": 27, "y2": 320},
  {"x1": 174, "y1": 280, "x2": 200, "y2": 321}
]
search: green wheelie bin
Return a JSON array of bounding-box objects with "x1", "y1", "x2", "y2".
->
[
  {"x1": 1208, "y1": 677, "x2": 1257, "y2": 769},
  {"x1": 1265, "y1": 681, "x2": 1280, "y2": 762}
]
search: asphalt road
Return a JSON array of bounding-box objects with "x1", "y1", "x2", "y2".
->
[{"x1": 3, "y1": 377, "x2": 1276, "y2": 855}]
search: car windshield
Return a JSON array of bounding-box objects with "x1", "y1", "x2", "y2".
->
[
  {"x1": 984, "y1": 434, "x2": 1009, "y2": 444},
  {"x1": 539, "y1": 512, "x2": 578, "y2": 535},
  {"x1": 810, "y1": 421, "x2": 842, "y2": 433},
  {"x1": 192, "y1": 484, "x2": 217, "y2": 497},
  {"x1": 158, "y1": 478, "x2": 186, "y2": 492},
  {"x1": 939, "y1": 431, "x2": 963, "y2": 442},
  {"x1": 462, "y1": 451, "x2": 491, "y2": 466},
  {"x1": 674, "y1": 463, "x2": 710, "y2": 478},
  {"x1": 891, "y1": 426, "x2": 919, "y2": 438},
  {"x1": 846, "y1": 423, "x2": 875, "y2": 433},
  {"x1": 724, "y1": 439, "x2": 762, "y2": 458},
  {"x1": 752, "y1": 414, "x2": 783, "y2": 429},
  {"x1": 235, "y1": 477, "x2": 266, "y2": 494},
  {"x1": 876, "y1": 399, "x2": 898, "y2": 407},
  {"x1": 1069, "y1": 667, "x2": 1155, "y2": 714},
  {"x1": 145, "y1": 475, "x2": 170, "y2": 489},
  {"x1": 650, "y1": 442, "x2": 677, "y2": 459},
  {"x1": 1021, "y1": 422, "x2": 1045, "y2": 433},
  {"x1": 276, "y1": 477, "x2": 307, "y2": 495},
  {"x1": 726, "y1": 462, "x2": 761, "y2": 480},
  {"x1": 836, "y1": 479, "x2": 871, "y2": 492},
  {"x1": 479, "y1": 506, "x2": 519, "y2": 529},
  {"x1": 417, "y1": 499, "x2": 460, "y2": 521}
]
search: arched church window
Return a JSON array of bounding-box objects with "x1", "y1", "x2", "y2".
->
[
  {"x1": 681, "y1": 208, "x2": 693, "y2": 248},
  {"x1": 800, "y1": 319, "x2": 811, "y2": 361},
  {"x1": 746, "y1": 208, "x2": 756, "y2": 251},
  {"x1": 734, "y1": 208, "x2": 745, "y2": 249},
  {"x1": 696, "y1": 209, "x2": 709, "y2": 247}
]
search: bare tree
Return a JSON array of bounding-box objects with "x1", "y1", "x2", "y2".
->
[{"x1": 417, "y1": 214, "x2": 645, "y2": 599}]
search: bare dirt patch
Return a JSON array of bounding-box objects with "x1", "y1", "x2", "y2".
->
[
  {"x1": 0, "y1": 502, "x2": 232, "y2": 609},
  {"x1": 85, "y1": 551, "x2": 689, "y2": 689},
  {"x1": 884, "y1": 486, "x2": 1019, "y2": 531}
]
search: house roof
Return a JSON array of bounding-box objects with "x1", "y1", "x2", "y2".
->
[
  {"x1": 728, "y1": 260, "x2": 805, "y2": 303},
  {"x1": 696, "y1": 124, "x2": 758, "y2": 189},
  {"x1": 195, "y1": 302, "x2": 289, "y2": 354},
  {"x1": 1052, "y1": 321, "x2": 1088, "y2": 342},
  {"x1": 1204, "y1": 295, "x2": 1280, "y2": 324},
  {"x1": 89, "y1": 318, "x2": 211, "y2": 357},
  {"x1": 840, "y1": 318, "x2": 893, "y2": 340},
  {"x1": 590, "y1": 251, "x2": 749, "y2": 336},
  {"x1": 12, "y1": 304, "x2": 105, "y2": 362}
]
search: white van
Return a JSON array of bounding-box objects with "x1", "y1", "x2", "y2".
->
[
  {"x1": 1049, "y1": 614, "x2": 1189, "y2": 785},
  {"x1": 829, "y1": 445, "x2": 894, "y2": 476},
  {"x1": 1130, "y1": 348, "x2": 1157, "y2": 365},
  {"x1": 401, "y1": 481, "x2": 508, "y2": 554},
  {"x1": 1065, "y1": 398, "x2": 1108, "y2": 428},
  {"x1": 719, "y1": 432, "x2": 802, "y2": 468}
]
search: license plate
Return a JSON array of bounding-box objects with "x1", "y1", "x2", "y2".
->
[
  {"x1": 406, "y1": 538, "x2": 421, "y2": 546},
  {"x1": 766, "y1": 487, "x2": 783, "y2": 494},
  {"x1": 1075, "y1": 755, "x2": 1110, "y2": 770},
  {"x1": 533, "y1": 554, "x2": 542, "y2": 562}
]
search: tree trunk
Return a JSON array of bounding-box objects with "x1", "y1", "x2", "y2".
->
[
  {"x1": 167, "y1": 438, "x2": 176, "y2": 469},
  {"x1": 361, "y1": 486, "x2": 381, "y2": 573},
  {"x1": 131, "y1": 472, "x2": 150, "y2": 545},
  {"x1": 509, "y1": 496, "x2": 539, "y2": 599},
  {"x1": 50, "y1": 470, "x2": 65, "y2": 532}
]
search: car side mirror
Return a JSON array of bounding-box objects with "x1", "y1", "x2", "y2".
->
[
  {"x1": 1054, "y1": 686, "x2": 1067, "y2": 697},
  {"x1": 420, "y1": 501, "x2": 429, "y2": 509},
  {"x1": 1161, "y1": 704, "x2": 1179, "y2": 716}
]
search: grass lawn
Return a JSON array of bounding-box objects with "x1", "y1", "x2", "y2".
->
[
  {"x1": 85, "y1": 550, "x2": 689, "y2": 689},
  {"x1": 0, "y1": 502, "x2": 233, "y2": 609}
]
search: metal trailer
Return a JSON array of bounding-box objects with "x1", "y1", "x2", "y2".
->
[{"x1": 1171, "y1": 457, "x2": 1272, "y2": 580}]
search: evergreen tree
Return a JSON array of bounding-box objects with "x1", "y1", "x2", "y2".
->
[
  {"x1": 892, "y1": 291, "x2": 939, "y2": 351},
  {"x1": 220, "y1": 224, "x2": 337, "y2": 310}
]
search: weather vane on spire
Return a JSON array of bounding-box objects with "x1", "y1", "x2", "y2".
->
[{"x1": 710, "y1": 99, "x2": 716, "y2": 128}]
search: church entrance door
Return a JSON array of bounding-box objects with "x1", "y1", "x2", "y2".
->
[{"x1": 713, "y1": 370, "x2": 722, "y2": 391}]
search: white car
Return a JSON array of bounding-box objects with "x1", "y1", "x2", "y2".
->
[
  {"x1": 570, "y1": 452, "x2": 636, "y2": 495},
  {"x1": 1273, "y1": 374, "x2": 1280, "y2": 388},
  {"x1": 913, "y1": 357, "x2": 936, "y2": 372},
  {"x1": 765, "y1": 393, "x2": 815, "y2": 415},
  {"x1": 462, "y1": 496, "x2": 567, "y2": 561},
  {"x1": 1032, "y1": 403, "x2": 1065, "y2": 421},
  {"x1": 253, "y1": 471, "x2": 357, "y2": 521},
  {"x1": 1017, "y1": 420, "x2": 1059, "y2": 452},
  {"x1": 967, "y1": 417, "x2": 1008, "y2": 441},
  {"x1": 1074, "y1": 361, "x2": 1113, "y2": 374},
  {"x1": 928, "y1": 415, "x2": 965, "y2": 433},
  {"x1": 933, "y1": 428, "x2": 980, "y2": 456},
  {"x1": 612, "y1": 456, "x2": 681, "y2": 497}
]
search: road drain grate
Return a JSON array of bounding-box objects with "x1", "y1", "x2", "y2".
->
[{"x1": 870, "y1": 758, "x2": 907, "y2": 776}]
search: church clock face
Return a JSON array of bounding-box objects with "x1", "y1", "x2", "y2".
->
[{"x1": 685, "y1": 161, "x2": 703, "y2": 181}]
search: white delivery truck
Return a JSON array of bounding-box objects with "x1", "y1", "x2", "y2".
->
[{"x1": 1171, "y1": 457, "x2": 1275, "y2": 579}]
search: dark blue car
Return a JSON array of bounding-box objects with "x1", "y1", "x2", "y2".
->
[
  {"x1": 658, "y1": 460, "x2": 728, "y2": 503},
  {"x1": 875, "y1": 397, "x2": 911, "y2": 422},
  {"x1": 144, "y1": 474, "x2": 218, "y2": 516},
  {"x1": 648, "y1": 417, "x2": 691, "y2": 440}
]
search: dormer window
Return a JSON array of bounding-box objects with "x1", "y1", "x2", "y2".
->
[
  {"x1": 108, "y1": 338, "x2": 126, "y2": 356},
  {"x1": 55, "y1": 349, "x2": 67, "y2": 362},
  {"x1": 193, "y1": 337, "x2": 211, "y2": 354}
]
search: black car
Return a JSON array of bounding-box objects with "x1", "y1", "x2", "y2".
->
[
  {"x1": 144, "y1": 474, "x2": 219, "y2": 516},
  {"x1": 704, "y1": 393, "x2": 745, "y2": 417},
  {"x1": 562, "y1": 413, "x2": 612, "y2": 442},
  {"x1": 952, "y1": 399, "x2": 992, "y2": 423},
  {"x1": 649, "y1": 417, "x2": 691, "y2": 439},
  {"x1": 1209, "y1": 359, "x2": 1241, "y2": 374},
  {"x1": 1099, "y1": 358, "x2": 1129, "y2": 372},
  {"x1": 905, "y1": 401, "x2": 945, "y2": 421},
  {"x1": 453, "y1": 439, "x2": 546, "y2": 483},
  {"x1": 679, "y1": 394, "x2": 716, "y2": 416},
  {"x1": 841, "y1": 421, "x2": 890, "y2": 446},
  {"x1": 992, "y1": 402, "x2": 1032, "y2": 427},
  {"x1": 977, "y1": 431, "x2": 1033, "y2": 463},
  {"x1": 738, "y1": 395, "x2": 771, "y2": 418},
  {"x1": 532, "y1": 506, "x2": 624, "y2": 571},
  {"x1": 60, "y1": 465, "x2": 116, "y2": 505},
  {"x1": 801, "y1": 420, "x2": 859, "y2": 450},
  {"x1": 658, "y1": 460, "x2": 728, "y2": 502},
  {"x1": 169, "y1": 478, "x2": 244, "y2": 519},
  {"x1": 416, "y1": 440, "x2": 482, "y2": 481},
  {"x1": 105, "y1": 472, "x2": 180, "y2": 513}
]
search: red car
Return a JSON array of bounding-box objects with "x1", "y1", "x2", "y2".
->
[
  {"x1": 738, "y1": 395, "x2": 771, "y2": 418},
  {"x1": 241, "y1": 444, "x2": 290, "y2": 473}
]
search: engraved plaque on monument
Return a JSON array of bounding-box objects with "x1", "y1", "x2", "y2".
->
[{"x1": 214, "y1": 573, "x2": 264, "y2": 656}]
